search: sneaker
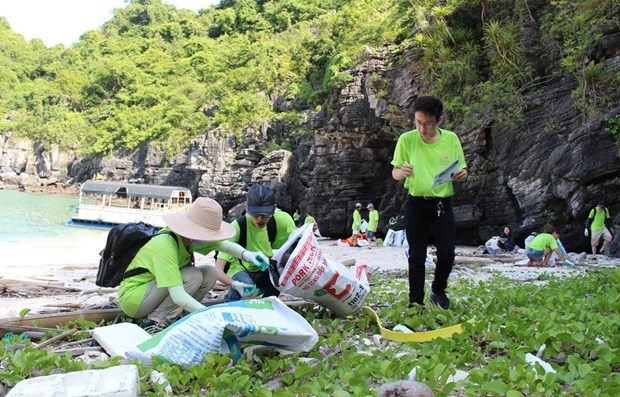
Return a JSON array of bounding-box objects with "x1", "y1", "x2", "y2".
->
[
  {"x1": 139, "y1": 319, "x2": 166, "y2": 335},
  {"x1": 430, "y1": 290, "x2": 450, "y2": 310}
]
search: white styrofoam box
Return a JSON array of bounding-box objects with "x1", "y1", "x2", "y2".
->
[
  {"x1": 7, "y1": 364, "x2": 139, "y2": 397},
  {"x1": 93, "y1": 323, "x2": 151, "y2": 358}
]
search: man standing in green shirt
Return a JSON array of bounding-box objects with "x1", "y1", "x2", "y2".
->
[
  {"x1": 584, "y1": 199, "x2": 613, "y2": 261},
  {"x1": 216, "y1": 184, "x2": 297, "y2": 301},
  {"x1": 366, "y1": 203, "x2": 379, "y2": 246},
  {"x1": 391, "y1": 96, "x2": 468, "y2": 310}
]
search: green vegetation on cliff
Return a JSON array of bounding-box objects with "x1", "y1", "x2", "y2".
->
[{"x1": 0, "y1": 0, "x2": 617, "y2": 158}]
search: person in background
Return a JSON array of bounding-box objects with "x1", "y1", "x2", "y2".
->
[
  {"x1": 524, "y1": 232, "x2": 537, "y2": 247},
  {"x1": 497, "y1": 226, "x2": 517, "y2": 252},
  {"x1": 118, "y1": 198, "x2": 267, "y2": 333},
  {"x1": 391, "y1": 95, "x2": 468, "y2": 310},
  {"x1": 351, "y1": 202, "x2": 363, "y2": 247},
  {"x1": 584, "y1": 199, "x2": 613, "y2": 261},
  {"x1": 526, "y1": 229, "x2": 569, "y2": 267},
  {"x1": 304, "y1": 210, "x2": 322, "y2": 236},
  {"x1": 216, "y1": 184, "x2": 297, "y2": 302},
  {"x1": 366, "y1": 203, "x2": 380, "y2": 246}
]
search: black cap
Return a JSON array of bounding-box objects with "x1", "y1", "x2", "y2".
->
[
  {"x1": 247, "y1": 184, "x2": 276, "y2": 215},
  {"x1": 597, "y1": 199, "x2": 606, "y2": 207}
]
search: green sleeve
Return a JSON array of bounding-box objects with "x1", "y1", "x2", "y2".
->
[{"x1": 213, "y1": 220, "x2": 241, "y2": 263}]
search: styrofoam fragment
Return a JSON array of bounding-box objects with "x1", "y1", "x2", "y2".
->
[
  {"x1": 7, "y1": 365, "x2": 139, "y2": 397},
  {"x1": 393, "y1": 324, "x2": 414, "y2": 333},
  {"x1": 92, "y1": 323, "x2": 151, "y2": 358},
  {"x1": 525, "y1": 353, "x2": 556, "y2": 374},
  {"x1": 150, "y1": 370, "x2": 172, "y2": 394},
  {"x1": 448, "y1": 369, "x2": 469, "y2": 383}
]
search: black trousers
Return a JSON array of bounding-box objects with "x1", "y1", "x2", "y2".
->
[{"x1": 405, "y1": 195, "x2": 455, "y2": 305}]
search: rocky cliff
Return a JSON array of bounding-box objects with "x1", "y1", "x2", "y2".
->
[{"x1": 2, "y1": 3, "x2": 620, "y2": 253}]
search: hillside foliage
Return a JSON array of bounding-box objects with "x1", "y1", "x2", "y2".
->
[{"x1": 0, "y1": 0, "x2": 617, "y2": 159}]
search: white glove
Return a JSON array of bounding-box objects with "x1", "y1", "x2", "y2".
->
[
  {"x1": 584, "y1": 229, "x2": 589, "y2": 237},
  {"x1": 231, "y1": 281, "x2": 261, "y2": 299},
  {"x1": 242, "y1": 250, "x2": 270, "y2": 271}
]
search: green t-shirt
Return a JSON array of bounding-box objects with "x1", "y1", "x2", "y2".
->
[
  {"x1": 588, "y1": 207, "x2": 610, "y2": 232},
  {"x1": 352, "y1": 209, "x2": 362, "y2": 231},
  {"x1": 218, "y1": 210, "x2": 296, "y2": 277},
  {"x1": 304, "y1": 215, "x2": 315, "y2": 224},
  {"x1": 527, "y1": 233, "x2": 558, "y2": 251},
  {"x1": 391, "y1": 128, "x2": 467, "y2": 198},
  {"x1": 368, "y1": 209, "x2": 379, "y2": 232},
  {"x1": 118, "y1": 228, "x2": 219, "y2": 317}
]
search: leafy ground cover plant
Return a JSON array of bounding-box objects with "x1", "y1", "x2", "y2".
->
[{"x1": 1, "y1": 267, "x2": 618, "y2": 396}]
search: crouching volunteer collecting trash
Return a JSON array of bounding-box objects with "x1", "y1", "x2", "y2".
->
[
  {"x1": 216, "y1": 184, "x2": 297, "y2": 302},
  {"x1": 118, "y1": 197, "x2": 268, "y2": 333},
  {"x1": 271, "y1": 223, "x2": 373, "y2": 317}
]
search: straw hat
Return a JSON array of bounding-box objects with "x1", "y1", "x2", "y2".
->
[{"x1": 163, "y1": 197, "x2": 235, "y2": 241}]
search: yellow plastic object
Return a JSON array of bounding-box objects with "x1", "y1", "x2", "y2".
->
[{"x1": 361, "y1": 306, "x2": 473, "y2": 342}]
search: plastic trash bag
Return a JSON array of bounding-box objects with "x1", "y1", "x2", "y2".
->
[
  {"x1": 271, "y1": 224, "x2": 371, "y2": 317},
  {"x1": 126, "y1": 297, "x2": 318, "y2": 367}
]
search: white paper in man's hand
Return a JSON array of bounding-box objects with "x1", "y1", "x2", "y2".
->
[{"x1": 432, "y1": 159, "x2": 460, "y2": 188}]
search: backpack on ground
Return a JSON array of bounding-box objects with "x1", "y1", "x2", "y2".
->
[{"x1": 96, "y1": 222, "x2": 177, "y2": 288}]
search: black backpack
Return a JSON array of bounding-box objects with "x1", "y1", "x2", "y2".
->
[
  {"x1": 217, "y1": 215, "x2": 277, "y2": 273},
  {"x1": 96, "y1": 222, "x2": 177, "y2": 287},
  {"x1": 236, "y1": 214, "x2": 277, "y2": 247}
]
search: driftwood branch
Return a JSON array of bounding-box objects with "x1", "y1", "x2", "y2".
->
[
  {"x1": 452, "y1": 255, "x2": 516, "y2": 265},
  {"x1": 0, "y1": 299, "x2": 316, "y2": 338},
  {"x1": 35, "y1": 328, "x2": 78, "y2": 349},
  {"x1": 51, "y1": 346, "x2": 104, "y2": 356}
]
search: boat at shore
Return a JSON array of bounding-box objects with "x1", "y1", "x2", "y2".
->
[{"x1": 67, "y1": 180, "x2": 192, "y2": 228}]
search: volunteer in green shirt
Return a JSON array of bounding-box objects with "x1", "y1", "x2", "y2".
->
[
  {"x1": 584, "y1": 199, "x2": 613, "y2": 260},
  {"x1": 216, "y1": 184, "x2": 297, "y2": 302},
  {"x1": 118, "y1": 198, "x2": 268, "y2": 333},
  {"x1": 526, "y1": 230, "x2": 567, "y2": 267},
  {"x1": 304, "y1": 214, "x2": 316, "y2": 225},
  {"x1": 304, "y1": 211, "x2": 317, "y2": 231},
  {"x1": 366, "y1": 203, "x2": 379, "y2": 245},
  {"x1": 351, "y1": 202, "x2": 363, "y2": 245},
  {"x1": 391, "y1": 96, "x2": 468, "y2": 310}
]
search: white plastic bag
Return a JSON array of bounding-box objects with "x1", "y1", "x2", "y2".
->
[
  {"x1": 360, "y1": 219, "x2": 368, "y2": 233},
  {"x1": 126, "y1": 297, "x2": 318, "y2": 367},
  {"x1": 485, "y1": 236, "x2": 502, "y2": 255},
  {"x1": 271, "y1": 224, "x2": 371, "y2": 317}
]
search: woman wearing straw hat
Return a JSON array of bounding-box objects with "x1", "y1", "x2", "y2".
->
[{"x1": 118, "y1": 197, "x2": 269, "y2": 333}]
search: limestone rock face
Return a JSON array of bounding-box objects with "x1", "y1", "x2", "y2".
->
[{"x1": 1, "y1": 4, "x2": 620, "y2": 254}]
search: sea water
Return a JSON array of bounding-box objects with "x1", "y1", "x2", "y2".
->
[{"x1": 0, "y1": 189, "x2": 107, "y2": 243}]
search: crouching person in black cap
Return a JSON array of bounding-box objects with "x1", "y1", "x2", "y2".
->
[{"x1": 216, "y1": 184, "x2": 297, "y2": 301}]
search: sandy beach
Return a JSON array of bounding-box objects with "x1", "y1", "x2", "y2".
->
[{"x1": 0, "y1": 235, "x2": 616, "y2": 319}]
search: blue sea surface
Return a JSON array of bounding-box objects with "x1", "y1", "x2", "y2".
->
[{"x1": 0, "y1": 189, "x2": 107, "y2": 243}]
